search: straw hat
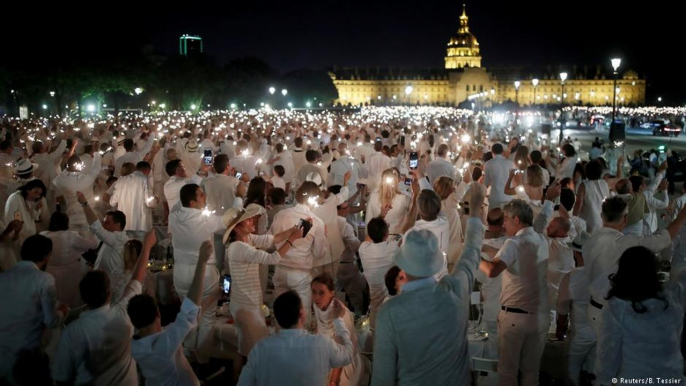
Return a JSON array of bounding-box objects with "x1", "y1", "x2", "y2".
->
[
  {"x1": 221, "y1": 204, "x2": 265, "y2": 244},
  {"x1": 14, "y1": 159, "x2": 39, "y2": 176}
]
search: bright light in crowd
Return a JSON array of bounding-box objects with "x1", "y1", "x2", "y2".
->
[
  {"x1": 49, "y1": 91, "x2": 55, "y2": 97},
  {"x1": 385, "y1": 177, "x2": 394, "y2": 185},
  {"x1": 190, "y1": 104, "x2": 197, "y2": 110},
  {"x1": 405, "y1": 85, "x2": 413, "y2": 96},
  {"x1": 151, "y1": 101, "x2": 156, "y2": 105},
  {"x1": 94, "y1": 196, "x2": 100, "y2": 202},
  {"x1": 146, "y1": 196, "x2": 155, "y2": 203},
  {"x1": 134, "y1": 87, "x2": 143, "y2": 95},
  {"x1": 159, "y1": 103, "x2": 166, "y2": 109},
  {"x1": 306, "y1": 101, "x2": 311, "y2": 108},
  {"x1": 281, "y1": 89, "x2": 288, "y2": 96},
  {"x1": 269, "y1": 87, "x2": 276, "y2": 95},
  {"x1": 287, "y1": 102, "x2": 293, "y2": 108},
  {"x1": 86, "y1": 104, "x2": 95, "y2": 112},
  {"x1": 42, "y1": 104, "x2": 47, "y2": 110},
  {"x1": 201, "y1": 207, "x2": 215, "y2": 217},
  {"x1": 307, "y1": 196, "x2": 319, "y2": 207},
  {"x1": 230, "y1": 103, "x2": 236, "y2": 109},
  {"x1": 256, "y1": 158, "x2": 263, "y2": 164}
]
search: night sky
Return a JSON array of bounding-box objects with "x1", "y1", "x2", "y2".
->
[{"x1": 5, "y1": 0, "x2": 683, "y2": 103}]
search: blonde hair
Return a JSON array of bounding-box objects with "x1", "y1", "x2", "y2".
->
[
  {"x1": 120, "y1": 162, "x2": 136, "y2": 177},
  {"x1": 433, "y1": 176, "x2": 455, "y2": 200},
  {"x1": 514, "y1": 146, "x2": 530, "y2": 170},
  {"x1": 123, "y1": 239, "x2": 142, "y2": 272},
  {"x1": 525, "y1": 165, "x2": 543, "y2": 188},
  {"x1": 378, "y1": 168, "x2": 400, "y2": 208}
]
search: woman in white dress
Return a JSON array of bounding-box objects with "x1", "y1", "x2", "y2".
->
[
  {"x1": 433, "y1": 176, "x2": 463, "y2": 266},
  {"x1": 4, "y1": 179, "x2": 48, "y2": 245},
  {"x1": 311, "y1": 273, "x2": 362, "y2": 386},
  {"x1": 365, "y1": 168, "x2": 411, "y2": 234},
  {"x1": 41, "y1": 212, "x2": 99, "y2": 307},
  {"x1": 223, "y1": 204, "x2": 303, "y2": 357},
  {"x1": 597, "y1": 246, "x2": 686, "y2": 385},
  {"x1": 573, "y1": 159, "x2": 610, "y2": 233}
]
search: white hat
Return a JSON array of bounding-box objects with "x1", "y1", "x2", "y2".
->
[
  {"x1": 116, "y1": 134, "x2": 126, "y2": 144},
  {"x1": 186, "y1": 140, "x2": 199, "y2": 153},
  {"x1": 306, "y1": 172, "x2": 323, "y2": 187},
  {"x1": 222, "y1": 204, "x2": 264, "y2": 244},
  {"x1": 14, "y1": 159, "x2": 39, "y2": 176},
  {"x1": 394, "y1": 229, "x2": 443, "y2": 277},
  {"x1": 567, "y1": 231, "x2": 591, "y2": 252}
]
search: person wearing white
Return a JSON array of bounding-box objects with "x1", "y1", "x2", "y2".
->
[
  {"x1": 583, "y1": 197, "x2": 685, "y2": 337},
  {"x1": 0, "y1": 235, "x2": 66, "y2": 383},
  {"x1": 237, "y1": 292, "x2": 353, "y2": 386},
  {"x1": 269, "y1": 181, "x2": 328, "y2": 325},
  {"x1": 289, "y1": 138, "x2": 308, "y2": 178},
  {"x1": 295, "y1": 151, "x2": 327, "y2": 189},
  {"x1": 480, "y1": 198, "x2": 551, "y2": 386},
  {"x1": 433, "y1": 176, "x2": 464, "y2": 267},
  {"x1": 425, "y1": 144, "x2": 456, "y2": 184},
  {"x1": 483, "y1": 143, "x2": 514, "y2": 210},
  {"x1": 555, "y1": 144, "x2": 579, "y2": 180},
  {"x1": 311, "y1": 182, "x2": 350, "y2": 280},
  {"x1": 573, "y1": 159, "x2": 612, "y2": 234},
  {"x1": 670, "y1": 189, "x2": 686, "y2": 275},
  {"x1": 311, "y1": 275, "x2": 362, "y2": 386},
  {"x1": 4, "y1": 179, "x2": 47, "y2": 245},
  {"x1": 366, "y1": 142, "x2": 391, "y2": 192},
  {"x1": 596, "y1": 246, "x2": 686, "y2": 385},
  {"x1": 110, "y1": 167, "x2": 157, "y2": 232},
  {"x1": 334, "y1": 207, "x2": 366, "y2": 315},
  {"x1": 222, "y1": 205, "x2": 303, "y2": 356},
  {"x1": 153, "y1": 144, "x2": 175, "y2": 204},
  {"x1": 328, "y1": 143, "x2": 359, "y2": 197},
  {"x1": 168, "y1": 184, "x2": 224, "y2": 363},
  {"x1": 53, "y1": 152, "x2": 102, "y2": 236},
  {"x1": 176, "y1": 139, "x2": 202, "y2": 176},
  {"x1": 114, "y1": 137, "x2": 154, "y2": 177},
  {"x1": 164, "y1": 160, "x2": 203, "y2": 210},
  {"x1": 372, "y1": 185, "x2": 486, "y2": 386},
  {"x1": 556, "y1": 232, "x2": 596, "y2": 386},
  {"x1": 41, "y1": 213, "x2": 99, "y2": 308},
  {"x1": 354, "y1": 136, "x2": 374, "y2": 165},
  {"x1": 365, "y1": 169, "x2": 411, "y2": 234},
  {"x1": 359, "y1": 217, "x2": 400, "y2": 329},
  {"x1": 53, "y1": 230, "x2": 154, "y2": 386},
  {"x1": 31, "y1": 139, "x2": 68, "y2": 213},
  {"x1": 128, "y1": 241, "x2": 213, "y2": 386}
]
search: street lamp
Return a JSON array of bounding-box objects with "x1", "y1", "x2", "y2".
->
[
  {"x1": 269, "y1": 87, "x2": 276, "y2": 95},
  {"x1": 559, "y1": 72, "x2": 568, "y2": 145},
  {"x1": 49, "y1": 91, "x2": 55, "y2": 97},
  {"x1": 190, "y1": 104, "x2": 197, "y2": 110},
  {"x1": 532, "y1": 78, "x2": 539, "y2": 106},
  {"x1": 134, "y1": 87, "x2": 143, "y2": 95},
  {"x1": 281, "y1": 89, "x2": 288, "y2": 96},
  {"x1": 404, "y1": 85, "x2": 413, "y2": 105},
  {"x1": 611, "y1": 58, "x2": 621, "y2": 121},
  {"x1": 514, "y1": 81, "x2": 520, "y2": 129}
]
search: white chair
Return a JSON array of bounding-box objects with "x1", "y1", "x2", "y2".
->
[
  {"x1": 471, "y1": 357, "x2": 498, "y2": 386},
  {"x1": 360, "y1": 353, "x2": 373, "y2": 386}
]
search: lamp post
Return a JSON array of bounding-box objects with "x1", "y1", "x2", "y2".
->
[
  {"x1": 559, "y1": 72, "x2": 567, "y2": 145},
  {"x1": 611, "y1": 58, "x2": 621, "y2": 122},
  {"x1": 269, "y1": 87, "x2": 276, "y2": 95},
  {"x1": 514, "y1": 81, "x2": 520, "y2": 130},
  {"x1": 532, "y1": 78, "x2": 539, "y2": 107},
  {"x1": 405, "y1": 85, "x2": 413, "y2": 105}
]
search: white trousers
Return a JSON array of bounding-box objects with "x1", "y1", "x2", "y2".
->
[
  {"x1": 565, "y1": 326, "x2": 597, "y2": 385},
  {"x1": 497, "y1": 311, "x2": 549, "y2": 386},
  {"x1": 273, "y1": 266, "x2": 312, "y2": 324}
]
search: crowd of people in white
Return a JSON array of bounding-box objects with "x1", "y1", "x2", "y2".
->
[{"x1": 0, "y1": 106, "x2": 685, "y2": 386}]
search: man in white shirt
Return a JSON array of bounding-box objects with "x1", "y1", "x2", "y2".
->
[
  {"x1": 110, "y1": 161, "x2": 157, "y2": 233},
  {"x1": 479, "y1": 198, "x2": 551, "y2": 386},
  {"x1": 328, "y1": 143, "x2": 359, "y2": 197},
  {"x1": 425, "y1": 144, "x2": 456, "y2": 184},
  {"x1": 403, "y1": 188, "x2": 450, "y2": 280},
  {"x1": 114, "y1": 137, "x2": 154, "y2": 177},
  {"x1": 289, "y1": 138, "x2": 307, "y2": 178},
  {"x1": 164, "y1": 160, "x2": 203, "y2": 210},
  {"x1": 128, "y1": 241, "x2": 212, "y2": 386},
  {"x1": 53, "y1": 152, "x2": 102, "y2": 237},
  {"x1": 583, "y1": 196, "x2": 686, "y2": 336},
  {"x1": 373, "y1": 184, "x2": 486, "y2": 385},
  {"x1": 0, "y1": 235, "x2": 66, "y2": 383},
  {"x1": 31, "y1": 139, "x2": 69, "y2": 214},
  {"x1": 333, "y1": 200, "x2": 367, "y2": 316},
  {"x1": 269, "y1": 181, "x2": 328, "y2": 324},
  {"x1": 53, "y1": 230, "x2": 155, "y2": 386},
  {"x1": 230, "y1": 140, "x2": 260, "y2": 180},
  {"x1": 272, "y1": 143, "x2": 294, "y2": 191},
  {"x1": 0, "y1": 139, "x2": 19, "y2": 168},
  {"x1": 354, "y1": 135, "x2": 374, "y2": 165},
  {"x1": 237, "y1": 291, "x2": 353, "y2": 386},
  {"x1": 484, "y1": 143, "x2": 514, "y2": 210},
  {"x1": 359, "y1": 217, "x2": 400, "y2": 328},
  {"x1": 367, "y1": 141, "x2": 391, "y2": 191},
  {"x1": 168, "y1": 184, "x2": 224, "y2": 363},
  {"x1": 295, "y1": 150, "x2": 326, "y2": 188},
  {"x1": 311, "y1": 180, "x2": 350, "y2": 281}
]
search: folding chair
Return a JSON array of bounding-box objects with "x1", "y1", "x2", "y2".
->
[{"x1": 471, "y1": 357, "x2": 498, "y2": 386}]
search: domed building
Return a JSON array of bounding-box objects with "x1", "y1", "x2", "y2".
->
[{"x1": 330, "y1": 4, "x2": 645, "y2": 107}]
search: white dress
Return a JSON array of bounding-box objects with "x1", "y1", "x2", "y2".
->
[
  {"x1": 314, "y1": 301, "x2": 362, "y2": 386},
  {"x1": 579, "y1": 179, "x2": 609, "y2": 233},
  {"x1": 41, "y1": 230, "x2": 99, "y2": 308}
]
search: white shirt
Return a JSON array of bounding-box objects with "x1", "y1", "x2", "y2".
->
[
  {"x1": 227, "y1": 234, "x2": 281, "y2": 309},
  {"x1": 425, "y1": 157, "x2": 455, "y2": 185},
  {"x1": 355, "y1": 143, "x2": 374, "y2": 164},
  {"x1": 91, "y1": 220, "x2": 130, "y2": 278},
  {"x1": 312, "y1": 187, "x2": 349, "y2": 266},
  {"x1": 496, "y1": 226, "x2": 550, "y2": 314},
  {"x1": 367, "y1": 152, "x2": 391, "y2": 189},
  {"x1": 169, "y1": 205, "x2": 224, "y2": 267},
  {"x1": 0, "y1": 261, "x2": 62, "y2": 378},
  {"x1": 202, "y1": 174, "x2": 239, "y2": 213},
  {"x1": 365, "y1": 192, "x2": 411, "y2": 234},
  {"x1": 164, "y1": 174, "x2": 203, "y2": 210},
  {"x1": 337, "y1": 216, "x2": 361, "y2": 263},
  {"x1": 237, "y1": 318, "x2": 353, "y2": 386},
  {"x1": 556, "y1": 156, "x2": 578, "y2": 180},
  {"x1": 329, "y1": 156, "x2": 359, "y2": 196},
  {"x1": 271, "y1": 176, "x2": 286, "y2": 191},
  {"x1": 53, "y1": 281, "x2": 142, "y2": 386},
  {"x1": 289, "y1": 149, "x2": 307, "y2": 176},
  {"x1": 483, "y1": 154, "x2": 514, "y2": 208},
  {"x1": 359, "y1": 240, "x2": 399, "y2": 312},
  {"x1": 53, "y1": 153, "x2": 102, "y2": 227},
  {"x1": 4, "y1": 191, "x2": 42, "y2": 243},
  {"x1": 476, "y1": 237, "x2": 507, "y2": 322},
  {"x1": 131, "y1": 297, "x2": 200, "y2": 386},
  {"x1": 114, "y1": 138, "x2": 154, "y2": 177},
  {"x1": 269, "y1": 204, "x2": 326, "y2": 271},
  {"x1": 556, "y1": 268, "x2": 595, "y2": 340},
  {"x1": 32, "y1": 140, "x2": 67, "y2": 191},
  {"x1": 273, "y1": 151, "x2": 295, "y2": 185},
  {"x1": 110, "y1": 171, "x2": 155, "y2": 232},
  {"x1": 230, "y1": 155, "x2": 260, "y2": 179},
  {"x1": 583, "y1": 227, "x2": 671, "y2": 308}
]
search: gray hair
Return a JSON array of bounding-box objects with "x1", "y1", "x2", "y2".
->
[
  {"x1": 502, "y1": 199, "x2": 534, "y2": 226},
  {"x1": 418, "y1": 190, "x2": 442, "y2": 221}
]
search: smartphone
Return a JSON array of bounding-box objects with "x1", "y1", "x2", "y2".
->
[
  {"x1": 400, "y1": 135, "x2": 406, "y2": 146},
  {"x1": 235, "y1": 172, "x2": 242, "y2": 179},
  {"x1": 299, "y1": 218, "x2": 312, "y2": 238},
  {"x1": 14, "y1": 211, "x2": 21, "y2": 222},
  {"x1": 203, "y1": 149, "x2": 213, "y2": 165},
  {"x1": 259, "y1": 171, "x2": 265, "y2": 177},
  {"x1": 222, "y1": 274, "x2": 232, "y2": 295},
  {"x1": 375, "y1": 137, "x2": 381, "y2": 142},
  {"x1": 409, "y1": 152, "x2": 418, "y2": 169},
  {"x1": 404, "y1": 177, "x2": 412, "y2": 186}
]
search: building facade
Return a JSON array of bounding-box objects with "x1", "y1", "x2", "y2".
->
[{"x1": 331, "y1": 5, "x2": 645, "y2": 107}]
